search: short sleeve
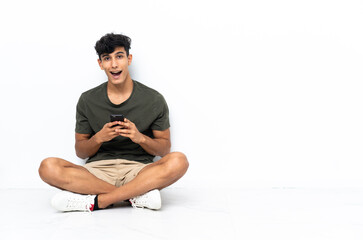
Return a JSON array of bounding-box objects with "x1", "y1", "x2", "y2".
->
[
  {"x1": 151, "y1": 94, "x2": 170, "y2": 131},
  {"x1": 75, "y1": 94, "x2": 92, "y2": 134}
]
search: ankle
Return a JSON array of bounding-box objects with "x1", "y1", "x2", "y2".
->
[{"x1": 96, "y1": 194, "x2": 109, "y2": 209}]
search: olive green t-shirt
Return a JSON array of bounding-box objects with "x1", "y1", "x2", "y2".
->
[{"x1": 75, "y1": 80, "x2": 170, "y2": 164}]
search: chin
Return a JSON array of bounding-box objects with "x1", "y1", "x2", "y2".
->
[{"x1": 109, "y1": 78, "x2": 125, "y2": 85}]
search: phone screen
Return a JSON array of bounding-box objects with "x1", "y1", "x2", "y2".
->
[{"x1": 110, "y1": 114, "x2": 125, "y2": 127}]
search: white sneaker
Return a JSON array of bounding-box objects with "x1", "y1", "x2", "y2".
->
[
  {"x1": 129, "y1": 189, "x2": 161, "y2": 210},
  {"x1": 51, "y1": 191, "x2": 96, "y2": 212}
]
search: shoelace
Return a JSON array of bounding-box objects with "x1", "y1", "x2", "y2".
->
[
  {"x1": 129, "y1": 194, "x2": 149, "y2": 209},
  {"x1": 66, "y1": 195, "x2": 94, "y2": 213}
]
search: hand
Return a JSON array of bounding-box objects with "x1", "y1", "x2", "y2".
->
[
  {"x1": 94, "y1": 121, "x2": 123, "y2": 143},
  {"x1": 116, "y1": 118, "x2": 145, "y2": 144}
]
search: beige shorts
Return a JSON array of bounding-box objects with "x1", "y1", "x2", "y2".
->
[{"x1": 83, "y1": 159, "x2": 149, "y2": 187}]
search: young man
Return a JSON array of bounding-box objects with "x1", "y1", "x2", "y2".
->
[{"x1": 38, "y1": 33, "x2": 189, "y2": 212}]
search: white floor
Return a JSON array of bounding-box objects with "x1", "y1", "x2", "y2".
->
[{"x1": 1, "y1": 187, "x2": 363, "y2": 240}]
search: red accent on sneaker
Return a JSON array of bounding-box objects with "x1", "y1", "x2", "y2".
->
[{"x1": 89, "y1": 204, "x2": 95, "y2": 211}]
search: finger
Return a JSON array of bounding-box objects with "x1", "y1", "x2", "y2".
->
[
  {"x1": 120, "y1": 121, "x2": 131, "y2": 129},
  {"x1": 113, "y1": 125, "x2": 124, "y2": 132},
  {"x1": 118, "y1": 129, "x2": 130, "y2": 135},
  {"x1": 108, "y1": 121, "x2": 119, "y2": 128},
  {"x1": 124, "y1": 118, "x2": 133, "y2": 125}
]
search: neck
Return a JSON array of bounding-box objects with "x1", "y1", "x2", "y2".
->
[
  {"x1": 107, "y1": 76, "x2": 133, "y2": 105},
  {"x1": 107, "y1": 75, "x2": 132, "y2": 93}
]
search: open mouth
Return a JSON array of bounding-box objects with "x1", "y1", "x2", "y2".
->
[{"x1": 110, "y1": 70, "x2": 122, "y2": 78}]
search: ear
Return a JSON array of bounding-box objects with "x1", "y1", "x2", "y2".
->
[
  {"x1": 128, "y1": 54, "x2": 133, "y2": 66},
  {"x1": 97, "y1": 59, "x2": 104, "y2": 70}
]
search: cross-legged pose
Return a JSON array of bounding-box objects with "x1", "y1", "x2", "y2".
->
[{"x1": 38, "y1": 33, "x2": 189, "y2": 212}]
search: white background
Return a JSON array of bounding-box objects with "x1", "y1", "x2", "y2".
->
[{"x1": 0, "y1": 0, "x2": 362, "y2": 189}]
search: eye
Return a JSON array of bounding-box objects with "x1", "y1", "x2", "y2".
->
[
  {"x1": 103, "y1": 56, "x2": 110, "y2": 61},
  {"x1": 117, "y1": 55, "x2": 123, "y2": 59}
]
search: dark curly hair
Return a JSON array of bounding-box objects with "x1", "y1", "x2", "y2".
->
[{"x1": 95, "y1": 33, "x2": 131, "y2": 59}]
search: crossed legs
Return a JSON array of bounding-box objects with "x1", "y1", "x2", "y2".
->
[{"x1": 38, "y1": 152, "x2": 189, "y2": 208}]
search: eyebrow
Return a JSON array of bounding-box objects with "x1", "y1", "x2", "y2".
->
[
  {"x1": 100, "y1": 54, "x2": 109, "y2": 58},
  {"x1": 101, "y1": 51, "x2": 125, "y2": 59},
  {"x1": 115, "y1": 51, "x2": 125, "y2": 55}
]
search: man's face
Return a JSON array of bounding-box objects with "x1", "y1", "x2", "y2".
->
[{"x1": 97, "y1": 47, "x2": 132, "y2": 85}]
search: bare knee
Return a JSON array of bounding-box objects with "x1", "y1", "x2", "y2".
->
[
  {"x1": 165, "y1": 152, "x2": 189, "y2": 175},
  {"x1": 38, "y1": 157, "x2": 62, "y2": 183}
]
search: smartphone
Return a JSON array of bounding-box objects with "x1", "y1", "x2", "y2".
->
[{"x1": 110, "y1": 114, "x2": 125, "y2": 127}]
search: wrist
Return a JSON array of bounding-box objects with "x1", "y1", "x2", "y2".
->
[
  {"x1": 138, "y1": 134, "x2": 146, "y2": 144},
  {"x1": 92, "y1": 133, "x2": 103, "y2": 145}
]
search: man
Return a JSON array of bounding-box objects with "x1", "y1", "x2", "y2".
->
[{"x1": 38, "y1": 33, "x2": 189, "y2": 212}]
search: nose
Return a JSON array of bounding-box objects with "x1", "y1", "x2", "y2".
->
[{"x1": 111, "y1": 58, "x2": 118, "y2": 68}]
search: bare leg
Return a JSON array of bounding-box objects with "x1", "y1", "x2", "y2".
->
[
  {"x1": 38, "y1": 157, "x2": 117, "y2": 194},
  {"x1": 97, "y1": 152, "x2": 189, "y2": 208}
]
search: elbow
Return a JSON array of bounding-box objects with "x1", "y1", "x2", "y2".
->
[
  {"x1": 76, "y1": 152, "x2": 88, "y2": 159},
  {"x1": 75, "y1": 150, "x2": 87, "y2": 159},
  {"x1": 75, "y1": 145, "x2": 89, "y2": 159},
  {"x1": 161, "y1": 143, "x2": 171, "y2": 157},
  {"x1": 76, "y1": 149, "x2": 90, "y2": 159}
]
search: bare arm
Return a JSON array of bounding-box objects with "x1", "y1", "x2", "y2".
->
[
  {"x1": 138, "y1": 129, "x2": 171, "y2": 157},
  {"x1": 75, "y1": 121, "x2": 123, "y2": 159},
  {"x1": 75, "y1": 133, "x2": 101, "y2": 159},
  {"x1": 118, "y1": 118, "x2": 171, "y2": 157}
]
